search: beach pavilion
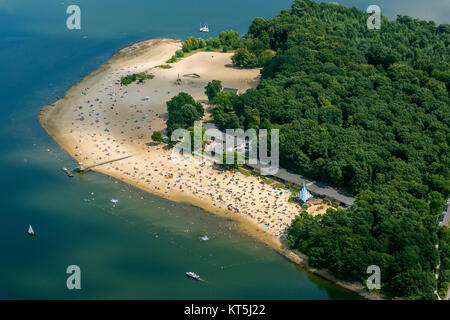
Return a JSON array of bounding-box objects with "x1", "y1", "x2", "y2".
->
[{"x1": 295, "y1": 185, "x2": 313, "y2": 203}]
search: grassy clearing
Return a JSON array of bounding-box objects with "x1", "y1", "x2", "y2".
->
[
  {"x1": 120, "y1": 72, "x2": 154, "y2": 85},
  {"x1": 237, "y1": 168, "x2": 252, "y2": 176},
  {"x1": 155, "y1": 64, "x2": 172, "y2": 69}
]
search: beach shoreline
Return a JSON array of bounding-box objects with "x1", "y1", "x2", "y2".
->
[{"x1": 38, "y1": 37, "x2": 384, "y2": 300}]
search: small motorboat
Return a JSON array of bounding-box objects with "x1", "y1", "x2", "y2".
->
[
  {"x1": 201, "y1": 236, "x2": 209, "y2": 241},
  {"x1": 28, "y1": 224, "x2": 35, "y2": 236},
  {"x1": 62, "y1": 167, "x2": 69, "y2": 173},
  {"x1": 199, "y1": 23, "x2": 209, "y2": 33},
  {"x1": 186, "y1": 272, "x2": 201, "y2": 280},
  {"x1": 67, "y1": 173, "x2": 74, "y2": 178}
]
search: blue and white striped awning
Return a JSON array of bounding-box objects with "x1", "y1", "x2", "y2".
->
[{"x1": 295, "y1": 186, "x2": 313, "y2": 202}]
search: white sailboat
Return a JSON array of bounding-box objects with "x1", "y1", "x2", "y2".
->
[
  {"x1": 200, "y1": 23, "x2": 209, "y2": 33},
  {"x1": 28, "y1": 224, "x2": 35, "y2": 236}
]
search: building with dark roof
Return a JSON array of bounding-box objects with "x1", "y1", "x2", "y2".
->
[{"x1": 223, "y1": 88, "x2": 239, "y2": 94}]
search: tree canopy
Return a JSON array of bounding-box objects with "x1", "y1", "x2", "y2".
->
[
  {"x1": 166, "y1": 92, "x2": 204, "y2": 139},
  {"x1": 151, "y1": 131, "x2": 163, "y2": 143},
  {"x1": 205, "y1": 80, "x2": 222, "y2": 102},
  {"x1": 211, "y1": 0, "x2": 450, "y2": 299}
]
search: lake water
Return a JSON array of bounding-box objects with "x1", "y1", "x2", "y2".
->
[{"x1": 1, "y1": 0, "x2": 444, "y2": 299}]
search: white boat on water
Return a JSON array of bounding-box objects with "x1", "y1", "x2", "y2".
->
[
  {"x1": 186, "y1": 272, "x2": 201, "y2": 280},
  {"x1": 28, "y1": 224, "x2": 35, "y2": 236},
  {"x1": 200, "y1": 23, "x2": 209, "y2": 33}
]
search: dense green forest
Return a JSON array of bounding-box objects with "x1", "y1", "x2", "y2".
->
[{"x1": 206, "y1": 0, "x2": 449, "y2": 299}]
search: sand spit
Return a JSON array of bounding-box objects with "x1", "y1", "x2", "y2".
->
[{"x1": 39, "y1": 38, "x2": 384, "y2": 300}]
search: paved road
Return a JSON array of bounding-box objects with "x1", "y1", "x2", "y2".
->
[
  {"x1": 436, "y1": 204, "x2": 450, "y2": 300},
  {"x1": 439, "y1": 204, "x2": 450, "y2": 227},
  {"x1": 437, "y1": 204, "x2": 450, "y2": 300}
]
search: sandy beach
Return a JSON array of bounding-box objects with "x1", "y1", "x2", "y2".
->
[{"x1": 39, "y1": 38, "x2": 383, "y2": 300}]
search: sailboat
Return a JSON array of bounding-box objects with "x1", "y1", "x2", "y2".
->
[
  {"x1": 28, "y1": 224, "x2": 35, "y2": 236},
  {"x1": 199, "y1": 23, "x2": 209, "y2": 33}
]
